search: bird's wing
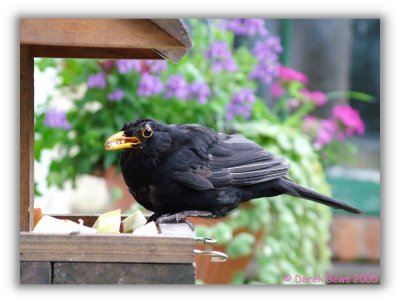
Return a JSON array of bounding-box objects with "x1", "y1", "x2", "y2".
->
[
  {"x1": 207, "y1": 134, "x2": 290, "y2": 187},
  {"x1": 168, "y1": 133, "x2": 289, "y2": 190},
  {"x1": 170, "y1": 167, "x2": 214, "y2": 190}
]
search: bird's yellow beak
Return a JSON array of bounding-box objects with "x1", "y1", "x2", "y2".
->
[{"x1": 104, "y1": 131, "x2": 142, "y2": 151}]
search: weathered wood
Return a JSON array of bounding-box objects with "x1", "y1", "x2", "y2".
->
[
  {"x1": 28, "y1": 45, "x2": 163, "y2": 60},
  {"x1": 150, "y1": 19, "x2": 192, "y2": 63},
  {"x1": 20, "y1": 261, "x2": 52, "y2": 284},
  {"x1": 20, "y1": 19, "x2": 191, "y2": 62},
  {"x1": 21, "y1": 19, "x2": 184, "y2": 49},
  {"x1": 53, "y1": 262, "x2": 195, "y2": 284},
  {"x1": 150, "y1": 19, "x2": 192, "y2": 50},
  {"x1": 20, "y1": 45, "x2": 34, "y2": 232},
  {"x1": 20, "y1": 232, "x2": 194, "y2": 263}
]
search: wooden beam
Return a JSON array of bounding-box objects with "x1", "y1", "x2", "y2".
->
[
  {"x1": 20, "y1": 19, "x2": 185, "y2": 49},
  {"x1": 150, "y1": 19, "x2": 192, "y2": 50},
  {"x1": 150, "y1": 19, "x2": 192, "y2": 63},
  {"x1": 20, "y1": 45, "x2": 34, "y2": 232},
  {"x1": 28, "y1": 45, "x2": 164, "y2": 60},
  {"x1": 20, "y1": 232, "x2": 194, "y2": 263}
]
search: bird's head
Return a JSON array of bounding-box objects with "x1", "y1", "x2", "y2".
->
[{"x1": 104, "y1": 119, "x2": 172, "y2": 154}]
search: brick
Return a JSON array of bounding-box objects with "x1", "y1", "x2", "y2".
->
[
  {"x1": 330, "y1": 216, "x2": 360, "y2": 261},
  {"x1": 365, "y1": 217, "x2": 380, "y2": 261},
  {"x1": 330, "y1": 216, "x2": 381, "y2": 262}
]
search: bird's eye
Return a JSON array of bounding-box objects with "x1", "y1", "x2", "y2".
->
[{"x1": 142, "y1": 125, "x2": 153, "y2": 138}]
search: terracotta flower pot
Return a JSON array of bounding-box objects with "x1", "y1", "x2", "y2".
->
[{"x1": 191, "y1": 216, "x2": 264, "y2": 284}]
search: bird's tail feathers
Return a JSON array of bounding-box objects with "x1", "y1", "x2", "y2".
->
[{"x1": 276, "y1": 178, "x2": 363, "y2": 214}]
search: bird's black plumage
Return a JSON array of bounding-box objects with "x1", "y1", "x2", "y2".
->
[{"x1": 107, "y1": 119, "x2": 362, "y2": 221}]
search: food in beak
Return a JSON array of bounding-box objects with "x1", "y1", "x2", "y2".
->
[{"x1": 104, "y1": 131, "x2": 142, "y2": 150}]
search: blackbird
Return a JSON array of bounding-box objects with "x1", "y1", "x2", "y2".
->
[{"x1": 105, "y1": 118, "x2": 362, "y2": 223}]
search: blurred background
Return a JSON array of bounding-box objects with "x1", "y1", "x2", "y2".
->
[{"x1": 33, "y1": 19, "x2": 380, "y2": 284}]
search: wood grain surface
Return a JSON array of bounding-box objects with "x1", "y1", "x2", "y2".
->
[{"x1": 20, "y1": 232, "x2": 194, "y2": 263}]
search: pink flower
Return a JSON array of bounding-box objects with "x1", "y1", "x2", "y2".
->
[
  {"x1": 303, "y1": 116, "x2": 337, "y2": 147},
  {"x1": 332, "y1": 104, "x2": 365, "y2": 136},
  {"x1": 315, "y1": 119, "x2": 338, "y2": 148},
  {"x1": 271, "y1": 81, "x2": 285, "y2": 98},
  {"x1": 287, "y1": 98, "x2": 301, "y2": 109},
  {"x1": 278, "y1": 66, "x2": 308, "y2": 83},
  {"x1": 302, "y1": 89, "x2": 328, "y2": 106}
]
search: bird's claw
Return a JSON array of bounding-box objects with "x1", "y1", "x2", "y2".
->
[{"x1": 154, "y1": 210, "x2": 215, "y2": 231}]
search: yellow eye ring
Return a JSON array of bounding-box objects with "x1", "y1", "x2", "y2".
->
[{"x1": 142, "y1": 125, "x2": 153, "y2": 138}]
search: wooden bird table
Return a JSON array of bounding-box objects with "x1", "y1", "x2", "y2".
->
[{"x1": 19, "y1": 19, "x2": 195, "y2": 284}]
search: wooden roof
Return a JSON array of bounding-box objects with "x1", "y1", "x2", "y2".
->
[{"x1": 20, "y1": 19, "x2": 192, "y2": 63}]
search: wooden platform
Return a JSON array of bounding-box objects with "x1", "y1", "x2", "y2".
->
[{"x1": 20, "y1": 222, "x2": 196, "y2": 284}]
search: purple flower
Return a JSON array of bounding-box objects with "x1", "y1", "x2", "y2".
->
[
  {"x1": 137, "y1": 74, "x2": 164, "y2": 96},
  {"x1": 250, "y1": 36, "x2": 282, "y2": 84},
  {"x1": 44, "y1": 108, "x2": 72, "y2": 130},
  {"x1": 205, "y1": 42, "x2": 237, "y2": 73},
  {"x1": 226, "y1": 88, "x2": 256, "y2": 120},
  {"x1": 115, "y1": 60, "x2": 140, "y2": 74},
  {"x1": 220, "y1": 19, "x2": 268, "y2": 37},
  {"x1": 188, "y1": 82, "x2": 211, "y2": 104},
  {"x1": 115, "y1": 59, "x2": 167, "y2": 74},
  {"x1": 87, "y1": 73, "x2": 106, "y2": 89},
  {"x1": 145, "y1": 60, "x2": 168, "y2": 74},
  {"x1": 165, "y1": 75, "x2": 189, "y2": 100},
  {"x1": 107, "y1": 88, "x2": 125, "y2": 102},
  {"x1": 253, "y1": 36, "x2": 283, "y2": 59},
  {"x1": 250, "y1": 60, "x2": 279, "y2": 84}
]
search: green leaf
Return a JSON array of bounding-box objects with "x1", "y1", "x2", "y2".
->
[
  {"x1": 293, "y1": 136, "x2": 312, "y2": 156},
  {"x1": 284, "y1": 101, "x2": 314, "y2": 127},
  {"x1": 212, "y1": 222, "x2": 233, "y2": 245},
  {"x1": 35, "y1": 58, "x2": 57, "y2": 71},
  {"x1": 287, "y1": 81, "x2": 304, "y2": 98},
  {"x1": 194, "y1": 225, "x2": 213, "y2": 239},
  {"x1": 276, "y1": 133, "x2": 292, "y2": 151},
  {"x1": 226, "y1": 232, "x2": 256, "y2": 258},
  {"x1": 327, "y1": 90, "x2": 375, "y2": 103}
]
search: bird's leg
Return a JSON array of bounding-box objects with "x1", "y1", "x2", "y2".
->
[
  {"x1": 155, "y1": 210, "x2": 216, "y2": 230},
  {"x1": 146, "y1": 212, "x2": 161, "y2": 224}
]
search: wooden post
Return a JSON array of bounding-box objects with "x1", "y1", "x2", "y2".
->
[{"x1": 20, "y1": 45, "x2": 34, "y2": 231}]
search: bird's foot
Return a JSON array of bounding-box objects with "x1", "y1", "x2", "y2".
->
[{"x1": 155, "y1": 211, "x2": 215, "y2": 231}]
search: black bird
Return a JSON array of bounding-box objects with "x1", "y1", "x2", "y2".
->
[{"x1": 105, "y1": 119, "x2": 362, "y2": 223}]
